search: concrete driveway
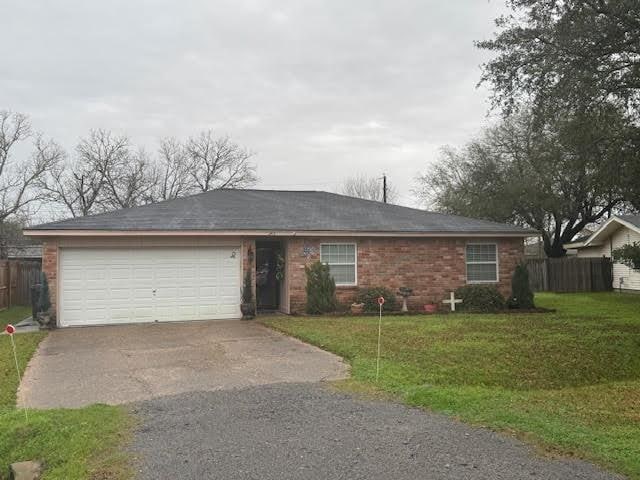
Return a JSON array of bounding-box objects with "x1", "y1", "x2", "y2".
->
[{"x1": 17, "y1": 320, "x2": 348, "y2": 408}]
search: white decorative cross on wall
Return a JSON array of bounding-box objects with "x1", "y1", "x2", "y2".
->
[{"x1": 442, "y1": 291, "x2": 463, "y2": 312}]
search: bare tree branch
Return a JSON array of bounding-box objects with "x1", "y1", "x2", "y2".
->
[
  {"x1": 152, "y1": 138, "x2": 196, "y2": 201},
  {"x1": 102, "y1": 148, "x2": 156, "y2": 209},
  {"x1": 340, "y1": 173, "x2": 398, "y2": 203},
  {"x1": 0, "y1": 111, "x2": 62, "y2": 224},
  {"x1": 186, "y1": 131, "x2": 258, "y2": 192},
  {"x1": 42, "y1": 129, "x2": 131, "y2": 216}
]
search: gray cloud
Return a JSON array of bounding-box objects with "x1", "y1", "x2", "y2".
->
[{"x1": 1, "y1": 0, "x2": 506, "y2": 206}]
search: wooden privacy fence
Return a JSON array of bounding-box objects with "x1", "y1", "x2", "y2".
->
[
  {"x1": 526, "y1": 257, "x2": 613, "y2": 293},
  {"x1": 0, "y1": 260, "x2": 42, "y2": 309}
]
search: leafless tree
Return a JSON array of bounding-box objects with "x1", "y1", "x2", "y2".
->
[
  {"x1": 340, "y1": 174, "x2": 398, "y2": 203},
  {"x1": 186, "y1": 131, "x2": 258, "y2": 192},
  {"x1": 43, "y1": 128, "x2": 258, "y2": 216},
  {"x1": 43, "y1": 129, "x2": 131, "y2": 216},
  {"x1": 102, "y1": 148, "x2": 156, "y2": 209},
  {"x1": 0, "y1": 112, "x2": 62, "y2": 221},
  {"x1": 0, "y1": 111, "x2": 63, "y2": 255},
  {"x1": 152, "y1": 138, "x2": 196, "y2": 201}
]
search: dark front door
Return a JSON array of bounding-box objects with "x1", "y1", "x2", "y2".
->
[{"x1": 256, "y1": 242, "x2": 281, "y2": 311}]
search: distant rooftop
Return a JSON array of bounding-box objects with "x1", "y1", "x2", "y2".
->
[
  {"x1": 27, "y1": 189, "x2": 536, "y2": 236},
  {"x1": 6, "y1": 244, "x2": 42, "y2": 259},
  {"x1": 620, "y1": 215, "x2": 640, "y2": 229}
]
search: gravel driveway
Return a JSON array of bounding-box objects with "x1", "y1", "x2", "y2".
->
[{"x1": 131, "y1": 383, "x2": 620, "y2": 480}]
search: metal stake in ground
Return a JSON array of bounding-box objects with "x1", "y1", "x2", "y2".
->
[
  {"x1": 5, "y1": 324, "x2": 28, "y2": 421},
  {"x1": 376, "y1": 296, "x2": 385, "y2": 382}
]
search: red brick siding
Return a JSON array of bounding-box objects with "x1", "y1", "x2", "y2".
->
[
  {"x1": 41, "y1": 239, "x2": 58, "y2": 319},
  {"x1": 40, "y1": 235, "x2": 524, "y2": 322},
  {"x1": 242, "y1": 238, "x2": 256, "y2": 300},
  {"x1": 286, "y1": 237, "x2": 524, "y2": 313}
]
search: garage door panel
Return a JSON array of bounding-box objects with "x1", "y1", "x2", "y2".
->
[
  {"x1": 60, "y1": 247, "x2": 241, "y2": 326},
  {"x1": 110, "y1": 269, "x2": 133, "y2": 281},
  {"x1": 110, "y1": 288, "x2": 132, "y2": 300},
  {"x1": 86, "y1": 279, "x2": 106, "y2": 290},
  {"x1": 199, "y1": 286, "x2": 216, "y2": 298},
  {"x1": 85, "y1": 290, "x2": 108, "y2": 302}
]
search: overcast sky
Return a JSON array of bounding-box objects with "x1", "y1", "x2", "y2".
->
[{"x1": 1, "y1": 0, "x2": 506, "y2": 208}]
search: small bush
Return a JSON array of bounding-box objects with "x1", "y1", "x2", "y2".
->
[
  {"x1": 509, "y1": 263, "x2": 535, "y2": 309},
  {"x1": 455, "y1": 285, "x2": 505, "y2": 312},
  {"x1": 38, "y1": 272, "x2": 51, "y2": 313},
  {"x1": 612, "y1": 242, "x2": 640, "y2": 270},
  {"x1": 356, "y1": 287, "x2": 397, "y2": 312},
  {"x1": 241, "y1": 269, "x2": 253, "y2": 305},
  {"x1": 305, "y1": 261, "x2": 337, "y2": 314}
]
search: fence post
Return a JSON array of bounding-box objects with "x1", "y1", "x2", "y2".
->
[{"x1": 543, "y1": 259, "x2": 549, "y2": 291}]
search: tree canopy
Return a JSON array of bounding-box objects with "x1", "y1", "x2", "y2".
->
[
  {"x1": 416, "y1": 106, "x2": 638, "y2": 257},
  {"x1": 477, "y1": 0, "x2": 640, "y2": 117},
  {"x1": 418, "y1": 0, "x2": 640, "y2": 256}
]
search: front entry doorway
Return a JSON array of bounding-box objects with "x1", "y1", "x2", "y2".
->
[{"x1": 255, "y1": 241, "x2": 283, "y2": 311}]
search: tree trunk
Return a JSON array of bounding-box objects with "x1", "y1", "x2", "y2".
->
[{"x1": 545, "y1": 240, "x2": 567, "y2": 258}]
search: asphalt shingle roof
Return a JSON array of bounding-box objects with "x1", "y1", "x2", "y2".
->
[
  {"x1": 621, "y1": 215, "x2": 640, "y2": 229},
  {"x1": 28, "y1": 189, "x2": 535, "y2": 235}
]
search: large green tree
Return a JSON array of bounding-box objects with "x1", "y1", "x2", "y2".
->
[
  {"x1": 477, "y1": 0, "x2": 640, "y2": 116},
  {"x1": 476, "y1": 0, "x2": 640, "y2": 209},
  {"x1": 416, "y1": 106, "x2": 637, "y2": 257}
]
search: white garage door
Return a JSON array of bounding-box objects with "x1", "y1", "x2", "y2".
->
[{"x1": 59, "y1": 247, "x2": 241, "y2": 327}]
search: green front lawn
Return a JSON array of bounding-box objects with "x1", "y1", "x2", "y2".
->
[
  {"x1": 0, "y1": 306, "x2": 32, "y2": 329},
  {"x1": 0, "y1": 308, "x2": 132, "y2": 480},
  {"x1": 264, "y1": 292, "x2": 640, "y2": 479}
]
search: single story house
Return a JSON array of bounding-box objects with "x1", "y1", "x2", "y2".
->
[
  {"x1": 565, "y1": 215, "x2": 640, "y2": 291},
  {"x1": 24, "y1": 189, "x2": 535, "y2": 327}
]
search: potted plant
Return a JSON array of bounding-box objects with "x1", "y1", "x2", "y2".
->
[
  {"x1": 350, "y1": 302, "x2": 365, "y2": 314},
  {"x1": 423, "y1": 298, "x2": 438, "y2": 314},
  {"x1": 35, "y1": 273, "x2": 55, "y2": 328},
  {"x1": 275, "y1": 252, "x2": 285, "y2": 281},
  {"x1": 240, "y1": 270, "x2": 255, "y2": 320},
  {"x1": 397, "y1": 287, "x2": 413, "y2": 312}
]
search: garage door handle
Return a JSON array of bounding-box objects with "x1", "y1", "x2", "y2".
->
[{"x1": 152, "y1": 289, "x2": 157, "y2": 294}]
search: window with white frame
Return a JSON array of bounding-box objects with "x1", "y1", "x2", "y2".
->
[
  {"x1": 466, "y1": 243, "x2": 498, "y2": 282},
  {"x1": 320, "y1": 243, "x2": 357, "y2": 286}
]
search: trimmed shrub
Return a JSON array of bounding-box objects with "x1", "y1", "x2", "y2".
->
[
  {"x1": 356, "y1": 287, "x2": 397, "y2": 312},
  {"x1": 305, "y1": 261, "x2": 337, "y2": 314},
  {"x1": 241, "y1": 269, "x2": 253, "y2": 305},
  {"x1": 455, "y1": 285, "x2": 505, "y2": 312},
  {"x1": 509, "y1": 263, "x2": 535, "y2": 309},
  {"x1": 38, "y1": 272, "x2": 51, "y2": 313}
]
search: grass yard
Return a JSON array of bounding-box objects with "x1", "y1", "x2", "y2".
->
[
  {"x1": 264, "y1": 292, "x2": 640, "y2": 479},
  {"x1": 0, "y1": 309, "x2": 132, "y2": 480},
  {"x1": 0, "y1": 305, "x2": 32, "y2": 329}
]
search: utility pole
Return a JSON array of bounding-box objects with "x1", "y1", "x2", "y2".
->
[{"x1": 382, "y1": 174, "x2": 387, "y2": 203}]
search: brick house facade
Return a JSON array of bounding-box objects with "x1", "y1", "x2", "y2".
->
[
  {"x1": 285, "y1": 236, "x2": 523, "y2": 313},
  {"x1": 40, "y1": 235, "x2": 524, "y2": 320},
  {"x1": 27, "y1": 190, "x2": 533, "y2": 326}
]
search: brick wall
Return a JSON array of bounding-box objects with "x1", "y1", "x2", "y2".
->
[
  {"x1": 286, "y1": 236, "x2": 524, "y2": 313},
  {"x1": 242, "y1": 238, "x2": 256, "y2": 300},
  {"x1": 41, "y1": 239, "x2": 58, "y2": 317},
  {"x1": 40, "y1": 235, "x2": 524, "y2": 322}
]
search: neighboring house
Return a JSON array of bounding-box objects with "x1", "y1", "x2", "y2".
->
[
  {"x1": 524, "y1": 239, "x2": 546, "y2": 259},
  {"x1": 525, "y1": 228, "x2": 594, "y2": 259},
  {"x1": 6, "y1": 244, "x2": 42, "y2": 262},
  {"x1": 24, "y1": 189, "x2": 535, "y2": 327},
  {"x1": 565, "y1": 215, "x2": 640, "y2": 291}
]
